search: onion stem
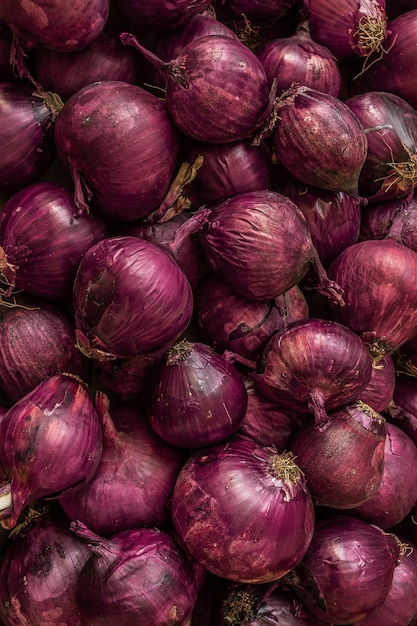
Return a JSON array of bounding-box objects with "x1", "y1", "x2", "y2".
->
[
  {"x1": 166, "y1": 339, "x2": 193, "y2": 365},
  {"x1": 221, "y1": 589, "x2": 257, "y2": 625},
  {"x1": 268, "y1": 451, "x2": 302, "y2": 483}
]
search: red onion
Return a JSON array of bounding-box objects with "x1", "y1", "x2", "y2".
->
[
  {"x1": 59, "y1": 397, "x2": 185, "y2": 536},
  {"x1": 0, "y1": 181, "x2": 108, "y2": 302},
  {"x1": 304, "y1": 0, "x2": 388, "y2": 62},
  {"x1": 287, "y1": 514, "x2": 401, "y2": 624},
  {"x1": 114, "y1": 0, "x2": 211, "y2": 31},
  {"x1": 0, "y1": 507, "x2": 92, "y2": 626},
  {"x1": 386, "y1": 375, "x2": 417, "y2": 447},
  {"x1": 0, "y1": 295, "x2": 88, "y2": 402},
  {"x1": 255, "y1": 20, "x2": 342, "y2": 97},
  {"x1": 359, "y1": 355, "x2": 396, "y2": 413},
  {"x1": 72, "y1": 521, "x2": 199, "y2": 626},
  {"x1": 345, "y1": 90, "x2": 417, "y2": 202},
  {"x1": 54, "y1": 80, "x2": 180, "y2": 220},
  {"x1": 0, "y1": 373, "x2": 103, "y2": 530},
  {"x1": 148, "y1": 339, "x2": 248, "y2": 448},
  {"x1": 220, "y1": 0, "x2": 298, "y2": 22},
  {"x1": 328, "y1": 239, "x2": 417, "y2": 362},
  {"x1": 73, "y1": 236, "x2": 193, "y2": 359},
  {"x1": 198, "y1": 190, "x2": 345, "y2": 304},
  {"x1": 122, "y1": 33, "x2": 273, "y2": 144},
  {"x1": 268, "y1": 85, "x2": 368, "y2": 194},
  {"x1": 253, "y1": 318, "x2": 373, "y2": 428},
  {"x1": 0, "y1": 83, "x2": 60, "y2": 190},
  {"x1": 290, "y1": 401, "x2": 386, "y2": 508},
  {"x1": 172, "y1": 438, "x2": 315, "y2": 583},
  {"x1": 0, "y1": 22, "x2": 14, "y2": 82},
  {"x1": 394, "y1": 335, "x2": 417, "y2": 377}
]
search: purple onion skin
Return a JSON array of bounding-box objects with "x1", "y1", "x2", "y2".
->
[
  {"x1": 0, "y1": 0, "x2": 109, "y2": 52},
  {"x1": 272, "y1": 85, "x2": 368, "y2": 194},
  {"x1": 114, "y1": 0, "x2": 211, "y2": 31},
  {"x1": 54, "y1": 80, "x2": 180, "y2": 220},
  {"x1": 395, "y1": 334, "x2": 417, "y2": 377},
  {"x1": 289, "y1": 401, "x2": 387, "y2": 508},
  {"x1": 252, "y1": 318, "x2": 373, "y2": 428},
  {"x1": 359, "y1": 355, "x2": 396, "y2": 413},
  {"x1": 222, "y1": 0, "x2": 298, "y2": 22},
  {"x1": 0, "y1": 181, "x2": 108, "y2": 302},
  {"x1": 361, "y1": 194, "x2": 417, "y2": 252},
  {"x1": 0, "y1": 510, "x2": 92, "y2": 626},
  {"x1": 0, "y1": 83, "x2": 57, "y2": 189},
  {"x1": 0, "y1": 296, "x2": 89, "y2": 403},
  {"x1": 73, "y1": 523, "x2": 198, "y2": 626},
  {"x1": 73, "y1": 236, "x2": 193, "y2": 359},
  {"x1": 328, "y1": 239, "x2": 417, "y2": 361},
  {"x1": 345, "y1": 91, "x2": 417, "y2": 202},
  {"x1": 59, "y1": 399, "x2": 185, "y2": 536},
  {"x1": 288, "y1": 514, "x2": 401, "y2": 624},
  {"x1": 386, "y1": 376, "x2": 417, "y2": 447},
  {"x1": 0, "y1": 374, "x2": 103, "y2": 530},
  {"x1": 148, "y1": 340, "x2": 248, "y2": 448},
  {"x1": 171, "y1": 438, "x2": 315, "y2": 583}
]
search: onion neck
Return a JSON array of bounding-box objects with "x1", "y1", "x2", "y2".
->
[
  {"x1": 221, "y1": 589, "x2": 257, "y2": 625},
  {"x1": 268, "y1": 451, "x2": 304, "y2": 500},
  {"x1": 308, "y1": 390, "x2": 329, "y2": 431},
  {"x1": 166, "y1": 339, "x2": 194, "y2": 365}
]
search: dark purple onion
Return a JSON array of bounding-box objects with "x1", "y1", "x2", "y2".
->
[
  {"x1": 361, "y1": 193, "x2": 417, "y2": 251},
  {"x1": 0, "y1": 373, "x2": 103, "y2": 530},
  {"x1": 73, "y1": 522, "x2": 199, "y2": 626},
  {"x1": 270, "y1": 84, "x2": 368, "y2": 194},
  {"x1": 359, "y1": 355, "x2": 396, "y2": 413},
  {"x1": 172, "y1": 438, "x2": 315, "y2": 583},
  {"x1": 345, "y1": 91, "x2": 417, "y2": 202},
  {"x1": 0, "y1": 181, "x2": 108, "y2": 302},
  {"x1": 386, "y1": 375, "x2": 417, "y2": 447},
  {"x1": 255, "y1": 20, "x2": 342, "y2": 97},
  {"x1": 148, "y1": 339, "x2": 248, "y2": 448},
  {"x1": 328, "y1": 239, "x2": 417, "y2": 362},
  {"x1": 114, "y1": 0, "x2": 211, "y2": 31},
  {"x1": 253, "y1": 318, "x2": 373, "y2": 428},
  {"x1": 73, "y1": 236, "x2": 193, "y2": 359},
  {"x1": 287, "y1": 514, "x2": 401, "y2": 624},
  {"x1": 290, "y1": 401, "x2": 387, "y2": 508},
  {"x1": 59, "y1": 397, "x2": 185, "y2": 536},
  {"x1": 222, "y1": 0, "x2": 298, "y2": 21},
  {"x1": 54, "y1": 80, "x2": 180, "y2": 220},
  {"x1": 394, "y1": 335, "x2": 417, "y2": 377}
]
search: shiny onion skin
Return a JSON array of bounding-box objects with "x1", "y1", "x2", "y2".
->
[
  {"x1": 345, "y1": 91, "x2": 417, "y2": 202},
  {"x1": 0, "y1": 181, "x2": 108, "y2": 302},
  {"x1": 148, "y1": 340, "x2": 248, "y2": 448},
  {"x1": 0, "y1": 374, "x2": 103, "y2": 530},
  {"x1": 0, "y1": 509, "x2": 92, "y2": 626},
  {"x1": 171, "y1": 439, "x2": 315, "y2": 583},
  {"x1": 359, "y1": 354, "x2": 396, "y2": 413},
  {"x1": 73, "y1": 236, "x2": 193, "y2": 359},
  {"x1": 289, "y1": 401, "x2": 387, "y2": 509},
  {"x1": 252, "y1": 318, "x2": 373, "y2": 429},
  {"x1": 73, "y1": 522, "x2": 199, "y2": 626},
  {"x1": 198, "y1": 190, "x2": 345, "y2": 303},
  {"x1": 54, "y1": 80, "x2": 180, "y2": 220},
  {"x1": 287, "y1": 515, "x2": 401, "y2": 624},
  {"x1": 328, "y1": 239, "x2": 417, "y2": 362},
  {"x1": 360, "y1": 194, "x2": 417, "y2": 252},
  {"x1": 114, "y1": 0, "x2": 211, "y2": 31},
  {"x1": 271, "y1": 85, "x2": 368, "y2": 194}
]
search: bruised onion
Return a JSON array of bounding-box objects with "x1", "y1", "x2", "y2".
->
[
  {"x1": 171, "y1": 438, "x2": 315, "y2": 583},
  {"x1": 0, "y1": 373, "x2": 103, "y2": 530},
  {"x1": 73, "y1": 236, "x2": 193, "y2": 359},
  {"x1": 253, "y1": 318, "x2": 373, "y2": 428}
]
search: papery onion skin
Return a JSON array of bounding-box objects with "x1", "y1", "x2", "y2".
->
[
  {"x1": 358, "y1": 355, "x2": 396, "y2": 413},
  {"x1": 171, "y1": 438, "x2": 315, "y2": 583},
  {"x1": 73, "y1": 522, "x2": 199, "y2": 626},
  {"x1": 73, "y1": 236, "x2": 193, "y2": 359},
  {"x1": 0, "y1": 373, "x2": 103, "y2": 530},
  {"x1": 54, "y1": 80, "x2": 180, "y2": 220}
]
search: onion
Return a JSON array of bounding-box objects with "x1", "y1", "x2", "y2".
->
[
  {"x1": 0, "y1": 83, "x2": 61, "y2": 190},
  {"x1": 0, "y1": 295, "x2": 88, "y2": 402},
  {"x1": 220, "y1": 0, "x2": 299, "y2": 22},
  {"x1": 0, "y1": 22, "x2": 14, "y2": 82},
  {"x1": 328, "y1": 239, "x2": 417, "y2": 362},
  {"x1": 345, "y1": 90, "x2": 417, "y2": 202},
  {"x1": 0, "y1": 373, "x2": 103, "y2": 530},
  {"x1": 148, "y1": 339, "x2": 248, "y2": 448},
  {"x1": 253, "y1": 318, "x2": 373, "y2": 428},
  {"x1": 0, "y1": 181, "x2": 108, "y2": 302},
  {"x1": 361, "y1": 194, "x2": 417, "y2": 252},
  {"x1": 74, "y1": 236, "x2": 193, "y2": 360},
  {"x1": 114, "y1": 0, "x2": 211, "y2": 31},
  {"x1": 386, "y1": 375, "x2": 417, "y2": 447},
  {"x1": 197, "y1": 190, "x2": 344, "y2": 303},
  {"x1": 72, "y1": 521, "x2": 199, "y2": 626},
  {"x1": 59, "y1": 396, "x2": 185, "y2": 536},
  {"x1": 290, "y1": 401, "x2": 387, "y2": 508},
  {"x1": 54, "y1": 80, "x2": 180, "y2": 220},
  {"x1": 0, "y1": 507, "x2": 92, "y2": 626},
  {"x1": 268, "y1": 84, "x2": 368, "y2": 194},
  {"x1": 255, "y1": 19, "x2": 342, "y2": 97},
  {"x1": 121, "y1": 32, "x2": 273, "y2": 144},
  {"x1": 287, "y1": 514, "x2": 401, "y2": 624},
  {"x1": 171, "y1": 438, "x2": 315, "y2": 583},
  {"x1": 359, "y1": 355, "x2": 396, "y2": 413},
  {"x1": 394, "y1": 335, "x2": 417, "y2": 377}
]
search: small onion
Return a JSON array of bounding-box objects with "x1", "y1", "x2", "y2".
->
[{"x1": 171, "y1": 438, "x2": 315, "y2": 583}]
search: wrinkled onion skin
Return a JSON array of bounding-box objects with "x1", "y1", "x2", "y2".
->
[{"x1": 172, "y1": 438, "x2": 315, "y2": 583}]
